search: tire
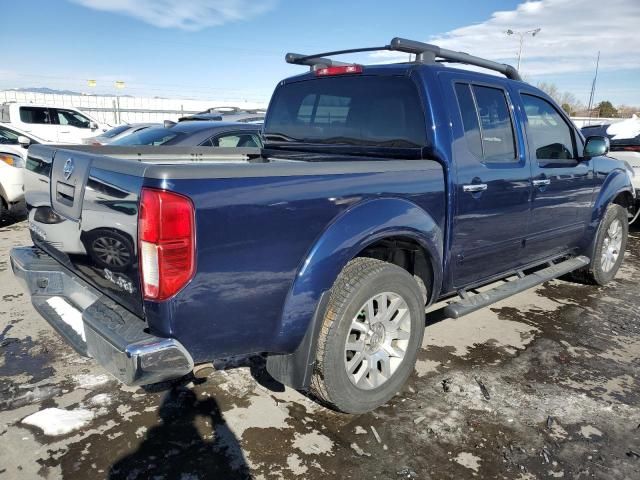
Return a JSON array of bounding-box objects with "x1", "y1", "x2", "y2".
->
[
  {"x1": 310, "y1": 257, "x2": 425, "y2": 414},
  {"x1": 575, "y1": 204, "x2": 628, "y2": 286},
  {"x1": 0, "y1": 198, "x2": 7, "y2": 222}
]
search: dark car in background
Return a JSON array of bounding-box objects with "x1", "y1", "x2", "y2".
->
[
  {"x1": 110, "y1": 121, "x2": 263, "y2": 147},
  {"x1": 178, "y1": 106, "x2": 266, "y2": 124},
  {"x1": 84, "y1": 123, "x2": 160, "y2": 145}
]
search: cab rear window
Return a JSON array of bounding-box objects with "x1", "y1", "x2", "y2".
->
[{"x1": 265, "y1": 76, "x2": 426, "y2": 148}]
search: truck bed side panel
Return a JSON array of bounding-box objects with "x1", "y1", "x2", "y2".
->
[{"x1": 142, "y1": 161, "x2": 445, "y2": 361}]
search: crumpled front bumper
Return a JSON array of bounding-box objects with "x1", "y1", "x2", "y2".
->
[{"x1": 10, "y1": 246, "x2": 194, "y2": 386}]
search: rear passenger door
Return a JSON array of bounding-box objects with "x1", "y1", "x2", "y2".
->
[
  {"x1": 517, "y1": 92, "x2": 594, "y2": 263},
  {"x1": 445, "y1": 78, "x2": 532, "y2": 288},
  {"x1": 17, "y1": 107, "x2": 57, "y2": 142}
]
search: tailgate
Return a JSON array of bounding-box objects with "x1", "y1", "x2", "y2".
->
[{"x1": 24, "y1": 144, "x2": 144, "y2": 317}]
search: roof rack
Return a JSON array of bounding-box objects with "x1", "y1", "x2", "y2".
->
[{"x1": 285, "y1": 37, "x2": 522, "y2": 81}]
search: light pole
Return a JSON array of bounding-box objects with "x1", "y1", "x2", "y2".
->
[{"x1": 506, "y1": 28, "x2": 541, "y2": 71}]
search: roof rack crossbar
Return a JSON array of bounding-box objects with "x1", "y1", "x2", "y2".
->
[
  {"x1": 285, "y1": 37, "x2": 522, "y2": 81},
  {"x1": 389, "y1": 37, "x2": 522, "y2": 81}
]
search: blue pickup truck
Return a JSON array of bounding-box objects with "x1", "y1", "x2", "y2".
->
[{"x1": 10, "y1": 38, "x2": 635, "y2": 413}]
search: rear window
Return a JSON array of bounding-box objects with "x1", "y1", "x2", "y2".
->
[
  {"x1": 264, "y1": 76, "x2": 426, "y2": 148},
  {"x1": 102, "y1": 125, "x2": 132, "y2": 138},
  {"x1": 111, "y1": 128, "x2": 182, "y2": 146}
]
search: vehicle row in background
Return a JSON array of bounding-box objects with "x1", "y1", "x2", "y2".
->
[
  {"x1": 178, "y1": 106, "x2": 266, "y2": 124},
  {"x1": 1, "y1": 102, "x2": 109, "y2": 143},
  {"x1": 0, "y1": 102, "x2": 264, "y2": 219},
  {"x1": 581, "y1": 115, "x2": 640, "y2": 221},
  {"x1": 83, "y1": 123, "x2": 160, "y2": 145},
  {"x1": 111, "y1": 120, "x2": 262, "y2": 147},
  {"x1": 0, "y1": 124, "x2": 48, "y2": 219}
]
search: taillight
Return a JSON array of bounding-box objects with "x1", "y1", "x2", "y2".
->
[
  {"x1": 139, "y1": 188, "x2": 195, "y2": 301},
  {"x1": 315, "y1": 65, "x2": 363, "y2": 76}
]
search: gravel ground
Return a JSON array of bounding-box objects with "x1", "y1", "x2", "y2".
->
[{"x1": 0, "y1": 213, "x2": 639, "y2": 480}]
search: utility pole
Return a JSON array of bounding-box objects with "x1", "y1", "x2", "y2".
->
[
  {"x1": 506, "y1": 28, "x2": 541, "y2": 71},
  {"x1": 587, "y1": 51, "x2": 600, "y2": 124}
]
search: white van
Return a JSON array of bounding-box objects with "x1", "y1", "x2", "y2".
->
[{"x1": 0, "y1": 102, "x2": 109, "y2": 144}]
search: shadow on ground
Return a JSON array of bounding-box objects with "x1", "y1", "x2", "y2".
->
[
  {"x1": 0, "y1": 209, "x2": 27, "y2": 228},
  {"x1": 109, "y1": 387, "x2": 251, "y2": 480}
]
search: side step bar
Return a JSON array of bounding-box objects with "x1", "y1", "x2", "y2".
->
[{"x1": 444, "y1": 256, "x2": 590, "y2": 319}]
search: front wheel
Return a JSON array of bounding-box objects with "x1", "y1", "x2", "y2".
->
[
  {"x1": 577, "y1": 204, "x2": 628, "y2": 285},
  {"x1": 310, "y1": 257, "x2": 425, "y2": 413}
]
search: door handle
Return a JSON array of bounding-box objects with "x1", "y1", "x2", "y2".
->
[
  {"x1": 532, "y1": 179, "x2": 551, "y2": 187},
  {"x1": 463, "y1": 184, "x2": 488, "y2": 193}
]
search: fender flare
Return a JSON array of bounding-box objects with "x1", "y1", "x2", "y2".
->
[
  {"x1": 266, "y1": 197, "x2": 444, "y2": 389},
  {"x1": 582, "y1": 168, "x2": 634, "y2": 254}
]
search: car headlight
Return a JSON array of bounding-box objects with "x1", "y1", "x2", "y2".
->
[
  {"x1": 33, "y1": 206, "x2": 64, "y2": 224},
  {"x1": 0, "y1": 153, "x2": 25, "y2": 168}
]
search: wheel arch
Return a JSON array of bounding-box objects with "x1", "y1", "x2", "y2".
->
[{"x1": 266, "y1": 197, "x2": 443, "y2": 389}]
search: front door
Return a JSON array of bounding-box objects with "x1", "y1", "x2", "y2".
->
[
  {"x1": 444, "y1": 77, "x2": 532, "y2": 288},
  {"x1": 53, "y1": 108, "x2": 96, "y2": 143},
  {"x1": 517, "y1": 92, "x2": 595, "y2": 264},
  {"x1": 18, "y1": 106, "x2": 57, "y2": 142}
]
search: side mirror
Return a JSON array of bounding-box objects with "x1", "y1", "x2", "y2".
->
[
  {"x1": 584, "y1": 135, "x2": 609, "y2": 159},
  {"x1": 89, "y1": 121, "x2": 98, "y2": 130},
  {"x1": 17, "y1": 135, "x2": 31, "y2": 148}
]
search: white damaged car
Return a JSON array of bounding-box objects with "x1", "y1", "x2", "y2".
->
[
  {"x1": 582, "y1": 115, "x2": 640, "y2": 224},
  {"x1": 0, "y1": 124, "x2": 47, "y2": 220}
]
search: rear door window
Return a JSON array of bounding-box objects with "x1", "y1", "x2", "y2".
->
[
  {"x1": 454, "y1": 83, "x2": 518, "y2": 164},
  {"x1": 472, "y1": 85, "x2": 517, "y2": 163},
  {"x1": 454, "y1": 84, "x2": 483, "y2": 158},
  {"x1": 206, "y1": 132, "x2": 262, "y2": 147},
  {"x1": 20, "y1": 107, "x2": 52, "y2": 124},
  {"x1": 265, "y1": 76, "x2": 426, "y2": 148}
]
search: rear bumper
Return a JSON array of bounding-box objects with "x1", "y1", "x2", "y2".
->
[{"x1": 9, "y1": 246, "x2": 194, "y2": 386}]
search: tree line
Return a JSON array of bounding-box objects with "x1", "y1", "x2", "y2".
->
[{"x1": 536, "y1": 82, "x2": 638, "y2": 118}]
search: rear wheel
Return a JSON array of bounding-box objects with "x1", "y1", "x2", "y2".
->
[
  {"x1": 0, "y1": 198, "x2": 7, "y2": 222},
  {"x1": 576, "y1": 204, "x2": 628, "y2": 285},
  {"x1": 310, "y1": 257, "x2": 425, "y2": 413}
]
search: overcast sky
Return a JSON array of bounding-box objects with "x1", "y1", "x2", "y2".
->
[{"x1": 2, "y1": 0, "x2": 639, "y2": 105}]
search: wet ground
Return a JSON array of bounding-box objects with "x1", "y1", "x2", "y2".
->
[{"x1": 0, "y1": 214, "x2": 639, "y2": 479}]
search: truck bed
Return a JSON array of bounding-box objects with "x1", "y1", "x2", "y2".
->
[{"x1": 23, "y1": 144, "x2": 446, "y2": 362}]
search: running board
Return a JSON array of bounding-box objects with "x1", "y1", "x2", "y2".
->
[{"x1": 444, "y1": 256, "x2": 590, "y2": 319}]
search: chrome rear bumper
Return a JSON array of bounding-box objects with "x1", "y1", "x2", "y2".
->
[{"x1": 10, "y1": 246, "x2": 193, "y2": 386}]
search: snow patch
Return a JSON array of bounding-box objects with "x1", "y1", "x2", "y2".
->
[
  {"x1": 292, "y1": 431, "x2": 333, "y2": 455},
  {"x1": 74, "y1": 374, "x2": 111, "y2": 388},
  {"x1": 454, "y1": 452, "x2": 481, "y2": 472},
  {"x1": 607, "y1": 115, "x2": 640, "y2": 140},
  {"x1": 22, "y1": 407, "x2": 94, "y2": 436},
  {"x1": 89, "y1": 393, "x2": 112, "y2": 406}
]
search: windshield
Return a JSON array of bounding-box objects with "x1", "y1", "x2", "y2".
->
[
  {"x1": 264, "y1": 76, "x2": 426, "y2": 148},
  {"x1": 102, "y1": 125, "x2": 132, "y2": 138},
  {"x1": 0, "y1": 126, "x2": 21, "y2": 144},
  {"x1": 111, "y1": 128, "x2": 183, "y2": 146}
]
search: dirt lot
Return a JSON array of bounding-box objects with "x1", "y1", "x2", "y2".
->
[{"x1": 0, "y1": 213, "x2": 639, "y2": 480}]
